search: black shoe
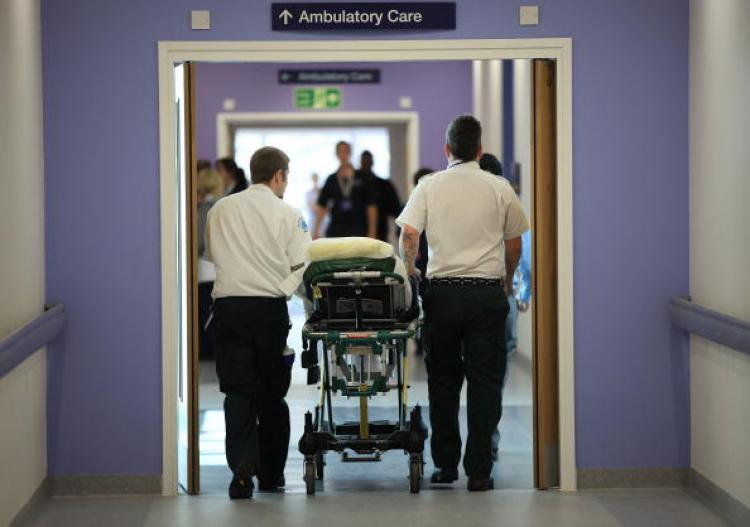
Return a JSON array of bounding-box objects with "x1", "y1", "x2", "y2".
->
[
  {"x1": 258, "y1": 475, "x2": 286, "y2": 492},
  {"x1": 467, "y1": 477, "x2": 494, "y2": 492},
  {"x1": 430, "y1": 468, "x2": 459, "y2": 484},
  {"x1": 229, "y1": 475, "x2": 253, "y2": 499}
]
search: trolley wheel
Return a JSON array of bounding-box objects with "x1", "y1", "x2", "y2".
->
[
  {"x1": 315, "y1": 453, "x2": 325, "y2": 481},
  {"x1": 304, "y1": 460, "x2": 316, "y2": 495},
  {"x1": 409, "y1": 456, "x2": 422, "y2": 494}
]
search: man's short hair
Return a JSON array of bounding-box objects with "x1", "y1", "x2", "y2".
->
[
  {"x1": 335, "y1": 141, "x2": 351, "y2": 152},
  {"x1": 361, "y1": 150, "x2": 373, "y2": 158},
  {"x1": 249, "y1": 146, "x2": 289, "y2": 184},
  {"x1": 446, "y1": 114, "x2": 482, "y2": 161}
]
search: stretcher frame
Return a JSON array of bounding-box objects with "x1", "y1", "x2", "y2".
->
[{"x1": 298, "y1": 269, "x2": 426, "y2": 494}]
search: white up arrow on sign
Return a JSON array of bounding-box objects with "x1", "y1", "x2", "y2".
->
[{"x1": 279, "y1": 9, "x2": 293, "y2": 25}]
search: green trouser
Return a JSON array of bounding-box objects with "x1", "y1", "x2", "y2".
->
[{"x1": 423, "y1": 283, "x2": 509, "y2": 479}]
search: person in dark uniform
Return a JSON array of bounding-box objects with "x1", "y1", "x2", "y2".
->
[
  {"x1": 205, "y1": 147, "x2": 311, "y2": 499},
  {"x1": 215, "y1": 157, "x2": 248, "y2": 195},
  {"x1": 411, "y1": 167, "x2": 434, "y2": 356},
  {"x1": 358, "y1": 150, "x2": 402, "y2": 242},
  {"x1": 312, "y1": 141, "x2": 377, "y2": 239},
  {"x1": 397, "y1": 115, "x2": 529, "y2": 492}
]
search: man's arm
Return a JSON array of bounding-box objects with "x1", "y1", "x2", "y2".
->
[
  {"x1": 280, "y1": 214, "x2": 313, "y2": 297},
  {"x1": 366, "y1": 205, "x2": 378, "y2": 239},
  {"x1": 504, "y1": 236, "x2": 522, "y2": 296},
  {"x1": 399, "y1": 224, "x2": 421, "y2": 277}
]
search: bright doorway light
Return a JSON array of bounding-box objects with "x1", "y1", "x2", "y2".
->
[{"x1": 233, "y1": 127, "x2": 391, "y2": 214}]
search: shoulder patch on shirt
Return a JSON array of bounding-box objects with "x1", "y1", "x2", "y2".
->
[{"x1": 298, "y1": 217, "x2": 308, "y2": 232}]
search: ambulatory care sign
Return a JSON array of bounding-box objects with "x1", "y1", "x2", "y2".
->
[{"x1": 272, "y1": 3, "x2": 456, "y2": 31}]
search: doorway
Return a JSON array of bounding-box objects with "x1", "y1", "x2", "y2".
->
[{"x1": 158, "y1": 39, "x2": 575, "y2": 496}]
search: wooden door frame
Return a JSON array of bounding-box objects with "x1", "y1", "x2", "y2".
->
[
  {"x1": 158, "y1": 39, "x2": 575, "y2": 495},
  {"x1": 184, "y1": 62, "x2": 200, "y2": 494},
  {"x1": 531, "y1": 59, "x2": 559, "y2": 489}
]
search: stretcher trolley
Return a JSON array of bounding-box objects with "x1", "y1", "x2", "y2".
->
[{"x1": 298, "y1": 252, "x2": 426, "y2": 494}]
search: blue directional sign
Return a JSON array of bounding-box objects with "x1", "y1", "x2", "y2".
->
[{"x1": 272, "y1": 3, "x2": 456, "y2": 31}]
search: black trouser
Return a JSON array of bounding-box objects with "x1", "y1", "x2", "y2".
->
[
  {"x1": 212, "y1": 296, "x2": 291, "y2": 485},
  {"x1": 422, "y1": 283, "x2": 509, "y2": 479}
]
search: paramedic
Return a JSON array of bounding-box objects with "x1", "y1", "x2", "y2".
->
[
  {"x1": 205, "y1": 146, "x2": 312, "y2": 499},
  {"x1": 396, "y1": 115, "x2": 529, "y2": 492}
]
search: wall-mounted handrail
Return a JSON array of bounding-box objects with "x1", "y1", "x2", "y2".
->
[
  {"x1": 0, "y1": 304, "x2": 66, "y2": 379},
  {"x1": 670, "y1": 296, "x2": 750, "y2": 356}
]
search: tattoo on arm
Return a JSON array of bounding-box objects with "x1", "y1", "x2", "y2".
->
[{"x1": 400, "y1": 227, "x2": 419, "y2": 273}]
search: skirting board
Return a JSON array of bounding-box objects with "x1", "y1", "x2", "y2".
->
[
  {"x1": 48, "y1": 475, "x2": 162, "y2": 496},
  {"x1": 577, "y1": 468, "x2": 689, "y2": 489},
  {"x1": 10, "y1": 479, "x2": 49, "y2": 526},
  {"x1": 687, "y1": 469, "x2": 750, "y2": 527}
]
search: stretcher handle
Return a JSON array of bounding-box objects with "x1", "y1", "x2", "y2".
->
[
  {"x1": 302, "y1": 329, "x2": 413, "y2": 340},
  {"x1": 311, "y1": 271, "x2": 405, "y2": 284}
]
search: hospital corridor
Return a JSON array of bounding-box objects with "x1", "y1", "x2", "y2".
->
[{"x1": 2, "y1": 1, "x2": 749, "y2": 526}]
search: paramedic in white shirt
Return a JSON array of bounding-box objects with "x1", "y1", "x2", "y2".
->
[
  {"x1": 396, "y1": 115, "x2": 529, "y2": 492},
  {"x1": 205, "y1": 146, "x2": 311, "y2": 499}
]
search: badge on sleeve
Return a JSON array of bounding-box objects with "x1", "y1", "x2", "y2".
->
[{"x1": 298, "y1": 217, "x2": 308, "y2": 232}]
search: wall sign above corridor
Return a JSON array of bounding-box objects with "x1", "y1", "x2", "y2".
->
[
  {"x1": 279, "y1": 69, "x2": 380, "y2": 84},
  {"x1": 271, "y1": 2, "x2": 456, "y2": 31}
]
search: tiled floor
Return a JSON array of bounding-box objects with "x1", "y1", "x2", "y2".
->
[{"x1": 19, "y1": 488, "x2": 730, "y2": 527}]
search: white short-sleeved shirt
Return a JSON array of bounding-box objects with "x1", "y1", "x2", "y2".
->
[
  {"x1": 205, "y1": 184, "x2": 312, "y2": 298},
  {"x1": 396, "y1": 160, "x2": 529, "y2": 279}
]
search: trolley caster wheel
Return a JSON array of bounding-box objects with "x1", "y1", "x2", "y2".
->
[
  {"x1": 315, "y1": 453, "x2": 325, "y2": 481},
  {"x1": 408, "y1": 405, "x2": 427, "y2": 453},
  {"x1": 409, "y1": 456, "x2": 422, "y2": 494},
  {"x1": 304, "y1": 460, "x2": 316, "y2": 495}
]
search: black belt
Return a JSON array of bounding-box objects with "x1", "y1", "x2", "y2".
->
[{"x1": 429, "y1": 277, "x2": 504, "y2": 287}]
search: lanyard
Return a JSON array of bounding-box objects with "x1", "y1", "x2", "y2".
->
[{"x1": 447, "y1": 160, "x2": 470, "y2": 169}]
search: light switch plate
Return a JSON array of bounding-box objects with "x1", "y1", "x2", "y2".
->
[
  {"x1": 519, "y1": 6, "x2": 539, "y2": 26},
  {"x1": 223, "y1": 98, "x2": 236, "y2": 111},
  {"x1": 191, "y1": 10, "x2": 211, "y2": 30},
  {"x1": 399, "y1": 96, "x2": 413, "y2": 109}
]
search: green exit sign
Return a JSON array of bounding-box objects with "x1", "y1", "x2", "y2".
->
[{"x1": 294, "y1": 87, "x2": 342, "y2": 109}]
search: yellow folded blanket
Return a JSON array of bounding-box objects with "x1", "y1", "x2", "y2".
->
[
  {"x1": 307, "y1": 237, "x2": 394, "y2": 262},
  {"x1": 306, "y1": 237, "x2": 412, "y2": 308}
]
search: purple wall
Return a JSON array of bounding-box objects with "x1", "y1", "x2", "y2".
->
[
  {"x1": 196, "y1": 61, "x2": 471, "y2": 172},
  {"x1": 42, "y1": 0, "x2": 689, "y2": 476}
]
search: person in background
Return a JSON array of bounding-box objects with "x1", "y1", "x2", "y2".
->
[
  {"x1": 411, "y1": 167, "x2": 434, "y2": 355},
  {"x1": 479, "y1": 152, "x2": 532, "y2": 461},
  {"x1": 313, "y1": 141, "x2": 377, "y2": 239},
  {"x1": 478, "y1": 153, "x2": 533, "y2": 360},
  {"x1": 305, "y1": 172, "x2": 321, "y2": 231},
  {"x1": 359, "y1": 150, "x2": 402, "y2": 242},
  {"x1": 205, "y1": 147, "x2": 311, "y2": 499},
  {"x1": 197, "y1": 159, "x2": 211, "y2": 172},
  {"x1": 197, "y1": 168, "x2": 224, "y2": 360},
  {"x1": 397, "y1": 115, "x2": 528, "y2": 492},
  {"x1": 412, "y1": 168, "x2": 434, "y2": 281},
  {"x1": 216, "y1": 157, "x2": 248, "y2": 196}
]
